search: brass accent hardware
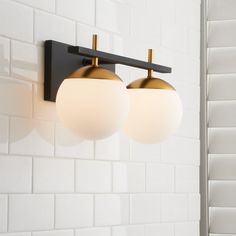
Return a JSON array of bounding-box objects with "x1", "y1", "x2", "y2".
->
[
  {"x1": 127, "y1": 49, "x2": 175, "y2": 90},
  {"x1": 127, "y1": 77, "x2": 175, "y2": 90},
  {"x1": 148, "y1": 49, "x2": 153, "y2": 78},
  {"x1": 92, "y1": 34, "x2": 98, "y2": 67},
  {"x1": 68, "y1": 65, "x2": 122, "y2": 81},
  {"x1": 67, "y1": 35, "x2": 122, "y2": 81}
]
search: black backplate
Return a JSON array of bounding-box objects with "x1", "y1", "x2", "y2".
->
[{"x1": 44, "y1": 40, "x2": 115, "y2": 102}]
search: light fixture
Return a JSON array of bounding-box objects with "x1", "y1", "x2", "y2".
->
[
  {"x1": 44, "y1": 35, "x2": 181, "y2": 143},
  {"x1": 123, "y1": 49, "x2": 183, "y2": 143},
  {"x1": 55, "y1": 35, "x2": 129, "y2": 140}
]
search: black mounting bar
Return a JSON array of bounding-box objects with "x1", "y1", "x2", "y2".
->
[
  {"x1": 44, "y1": 40, "x2": 172, "y2": 102},
  {"x1": 68, "y1": 46, "x2": 172, "y2": 74}
]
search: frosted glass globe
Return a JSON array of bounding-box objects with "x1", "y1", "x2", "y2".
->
[
  {"x1": 123, "y1": 89, "x2": 183, "y2": 144},
  {"x1": 56, "y1": 78, "x2": 129, "y2": 140}
]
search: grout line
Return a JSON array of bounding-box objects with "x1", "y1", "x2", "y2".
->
[
  {"x1": 54, "y1": 0, "x2": 57, "y2": 14},
  {"x1": 12, "y1": 0, "x2": 55, "y2": 14},
  {"x1": 7, "y1": 194, "x2": 10, "y2": 231},
  {"x1": 31, "y1": 82, "x2": 34, "y2": 119},
  {"x1": 9, "y1": 39, "x2": 12, "y2": 77},
  {"x1": 33, "y1": 8, "x2": 35, "y2": 44},
  {"x1": 7, "y1": 116, "x2": 11, "y2": 154},
  {"x1": 129, "y1": 194, "x2": 131, "y2": 224},
  {"x1": 54, "y1": 194, "x2": 56, "y2": 229},
  {"x1": 145, "y1": 162, "x2": 147, "y2": 192},
  {"x1": 93, "y1": 140, "x2": 96, "y2": 160},
  {"x1": 53, "y1": 122, "x2": 57, "y2": 157},
  {"x1": 31, "y1": 157, "x2": 34, "y2": 193},
  {"x1": 0, "y1": 151, "x2": 201, "y2": 166},
  {"x1": 93, "y1": 194, "x2": 95, "y2": 227},
  {"x1": 174, "y1": 166, "x2": 176, "y2": 193},
  {"x1": 111, "y1": 162, "x2": 113, "y2": 192},
  {"x1": 74, "y1": 159, "x2": 76, "y2": 193},
  {"x1": 94, "y1": 0, "x2": 97, "y2": 27}
]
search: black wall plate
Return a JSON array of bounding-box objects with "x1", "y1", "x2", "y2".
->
[
  {"x1": 44, "y1": 40, "x2": 171, "y2": 102},
  {"x1": 44, "y1": 40, "x2": 115, "y2": 102}
]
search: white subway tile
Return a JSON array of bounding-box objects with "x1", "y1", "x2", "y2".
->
[
  {"x1": 131, "y1": 4, "x2": 161, "y2": 40},
  {"x1": 57, "y1": 0, "x2": 95, "y2": 25},
  {"x1": 119, "y1": 133, "x2": 130, "y2": 161},
  {"x1": 146, "y1": 224, "x2": 174, "y2": 236},
  {"x1": 55, "y1": 123, "x2": 93, "y2": 159},
  {"x1": 173, "y1": 53, "x2": 200, "y2": 86},
  {"x1": 161, "y1": 194, "x2": 188, "y2": 222},
  {"x1": 95, "y1": 134, "x2": 120, "y2": 160},
  {"x1": 0, "y1": 0, "x2": 33, "y2": 42},
  {"x1": 188, "y1": 194, "x2": 200, "y2": 221},
  {"x1": 113, "y1": 162, "x2": 145, "y2": 193},
  {"x1": 0, "y1": 195, "x2": 7, "y2": 232},
  {"x1": 112, "y1": 35, "x2": 124, "y2": 55},
  {"x1": 77, "y1": 23, "x2": 112, "y2": 53},
  {"x1": 0, "y1": 77, "x2": 32, "y2": 118},
  {"x1": 175, "y1": 0, "x2": 200, "y2": 30},
  {"x1": 123, "y1": 37, "x2": 152, "y2": 62},
  {"x1": 175, "y1": 82, "x2": 200, "y2": 111},
  {"x1": 0, "y1": 115, "x2": 8, "y2": 154},
  {"x1": 33, "y1": 230, "x2": 74, "y2": 236},
  {"x1": 35, "y1": 10, "x2": 76, "y2": 46},
  {"x1": 187, "y1": 29, "x2": 200, "y2": 59},
  {"x1": 33, "y1": 84, "x2": 57, "y2": 121},
  {"x1": 33, "y1": 158, "x2": 74, "y2": 193},
  {"x1": 112, "y1": 225, "x2": 145, "y2": 236},
  {"x1": 76, "y1": 227, "x2": 110, "y2": 236},
  {"x1": 10, "y1": 117, "x2": 54, "y2": 156},
  {"x1": 208, "y1": 0, "x2": 236, "y2": 21},
  {"x1": 11, "y1": 41, "x2": 43, "y2": 83},
  {"x1": 0, "y1": 156, "x2": 31, "y2": 193},
  {"x1": 162, "y1": 137, "x2": 200, "y2": 165},
  {"x1": 130, "y1": 141, "x2": 161, "y2": 162},
  {"x1": 9, "y1": 194, "x2": 54, "y2": 231},
  {"x1": 95, "y1": 194, "x2": 129, "y2": 226},
  {"x1": 96, "y1": 0, "x2": 130, "y2": 35},
  {"x1": 161, "y1": 23, "x2": 188, "y2": 53},
  {"x1": 175, "y1": 222, "x2": 199, "y2": 236},
  {"x1": 130, "y1": 194, "x2": 161, "y2": 224},
  {"x1": 147, "y1": 0, "x2": 175, "y2": 22},
  {"x1": 175, "y1": 110, "x2": 199, "y2": 139},
  {"x1": 0, "y1": 37, "x2": 10, "y2": 76},
  {"x1": 146, "y1": 164, "x2": 174, "y2": 193},
  {"x1": 55, "y1": 194, "x2": 93, "y2": 229},
  {"x1": 176, "y1": 166, "x2": 199, "y2": 193},
  {"x1": 15, "y1": 0, "x2": 56, "y2": 12},
  {"x1": 76, "y1": 160, "x2": 111, "y2": 193}
]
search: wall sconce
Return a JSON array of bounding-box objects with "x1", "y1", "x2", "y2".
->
[
  {"x1": 123, "y1": 49, "x2": 182, "y2": 143},
  {"x1": 44, "y1": 34, "x2": 182, "y2": 143}
]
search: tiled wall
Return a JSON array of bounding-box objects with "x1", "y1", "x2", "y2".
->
[{"x1": 0, "y1": 0, "x2": 200, "y2": 236}]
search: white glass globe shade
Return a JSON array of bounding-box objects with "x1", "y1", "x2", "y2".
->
[
  {"x1": 123, "y1": 89, "x2": 183, "y2": 144},
  {"x1": 56, "y1": 78, "x2": 129, "y2": 140}
]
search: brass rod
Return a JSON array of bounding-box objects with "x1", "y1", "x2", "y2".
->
[
  {"x1": 92, "y1": 34, "x2": 98, "y2": 66},
  {"x1": 148, "y1": 48, "x2": 153, "y2": 78}
]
